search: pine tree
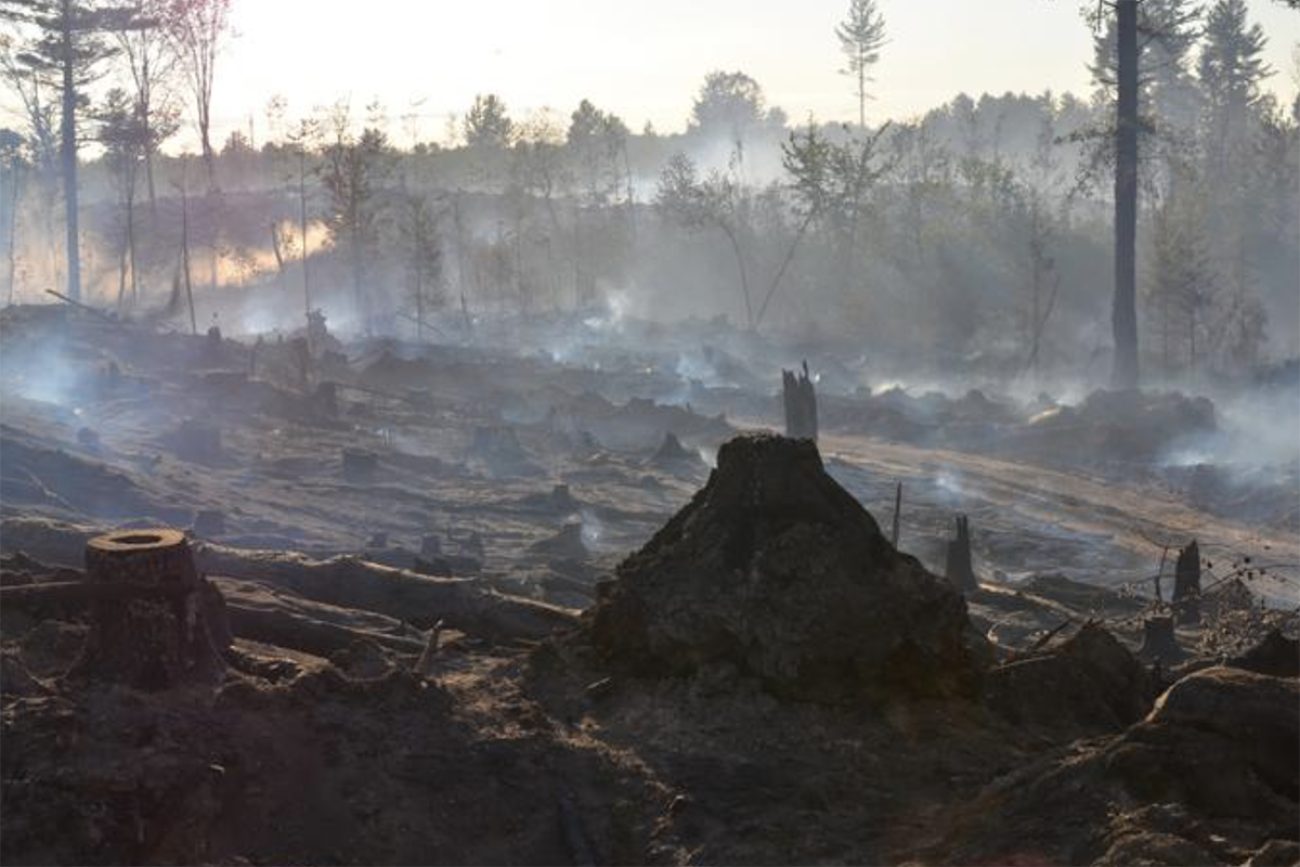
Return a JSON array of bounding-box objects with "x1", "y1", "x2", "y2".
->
[
  {"x1": 1198, "y1": 0, "x2": 1270, "y2": 173},
  {"x1": 835, "y1": 0, "x2": 887, "y2": 129},
  {"x1": 1, "y1": 0, "x2": 134, "y2": 301}
]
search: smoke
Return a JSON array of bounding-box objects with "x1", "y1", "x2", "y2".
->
[{"x1": 1161, "y1": 385, "x2": 1300, "y2": 471}]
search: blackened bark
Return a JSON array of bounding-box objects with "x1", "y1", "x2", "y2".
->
[{"x1": 1113, "y1": 0, "x2": 1140, "y2": 388}]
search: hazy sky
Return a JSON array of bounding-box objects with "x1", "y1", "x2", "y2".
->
[{"x1": 208, "y1": 0, "x2": 1297, "y2": 145}]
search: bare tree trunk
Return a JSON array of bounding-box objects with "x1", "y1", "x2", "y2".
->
[
  {"x1": 59, "y1": 0, "x2": 82, "y2": 303},
  {"x1": 126, "y1": 191, "x2": 138, "y2": 304},
  {"x1": 1112, "y1": 0, "x2": 1141, "y2": 389},
  {"x1": 298, "y1": 151, "x2": 312, "y2": 324},
  {"x1": 5, "y1": 162, "x2": 18, "y2": 306},
  {"x1": 180, "y1": 165, "x2": 197, "y2": 335},
  {"x1": 720, "y1": 223, "x2": 753, "y2": 329}
]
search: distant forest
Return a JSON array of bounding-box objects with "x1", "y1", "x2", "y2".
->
[{"x1": 2, "y1": 0, "x2": 1297, "y2": 386}]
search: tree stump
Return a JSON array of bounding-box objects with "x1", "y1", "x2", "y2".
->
[
  {"x1": 782, "y1": 361, "x2": 818, "y2": 442},
  {"x1": 342, "y1": 447, "x2": 378, "y2": 482},
  {"x1": 77, "y1": 529, "x2": 226, "y2": 690},
  {"x1": 944, "y1": 515, "x2": 977, "y2": 593},
  {"x1": 1173, "y1": 540, "x2": 1201, "y2": 625},
  {"x1": 1138, "y1": 614, "x2": 1181, "y2": 662}
]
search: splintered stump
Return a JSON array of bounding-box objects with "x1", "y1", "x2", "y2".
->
[
  {"x1": 78, "y1": 529, "x2": 226, "y2": 690},
  {"x1": 782, "y1": 362, "x2": 818, "y2": 442},
  {"x1": 1173, "y1": 540, "x2": 1201, "y2": 625},
  {"x1": 945, "y1": 515, "x2": 977, "y2": 593}
]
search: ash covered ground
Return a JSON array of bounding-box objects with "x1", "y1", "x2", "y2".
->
[{"x1": 1, "y1": 302, "x2": 1297, "y2": 866}]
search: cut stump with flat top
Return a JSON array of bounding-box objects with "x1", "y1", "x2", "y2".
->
[{"x1": 78, "y1": 529, "x2": 225, "y2": 690}]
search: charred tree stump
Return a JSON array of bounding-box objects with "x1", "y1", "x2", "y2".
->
[
  {"x1": 75, "y1": 529, "x2": 226, "y2": 690},
  {"x1": 782, "y1": 361, "x2": 818, "y2": 442},
  {"x1": 1173, "y1": 540, "x2": 1201, "y2": 625},
  {"x1": 944, "y1": 515, "x2": 977, "y2": 593},
  {"x1": 342, "y1": 447, "x2": 378, "y2": 483},
  {"x1": 891, "y1": 482, "x2": 902, "y2": 549},
  {"x1": 1139, "y1": 614, "x2": 1180, "y2": 662},
  {"x1": 313, "y1": 381, "x2": 339, "y2": 418}
]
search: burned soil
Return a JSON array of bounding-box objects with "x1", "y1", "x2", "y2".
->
[{"x1": 2, "y1": 304, "x2": 1297, "y2": 866}]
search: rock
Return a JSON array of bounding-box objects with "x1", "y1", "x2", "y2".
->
[
  {"x1": 985, "y1": 621, "x2": 1153, "y2": 734},
  {"x1": 588, "y1": 433, "x2": 990, "y2": 703}
]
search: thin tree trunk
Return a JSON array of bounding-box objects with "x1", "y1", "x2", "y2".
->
[
  {"x1": 126, "y1": 191, "x2": 138, "y2": 304},
  {"x1": 59, "y1": 0, "x2": 82, "y2": 303},
  {"x1": 180, "y1": 166, "x2": 197, "y2": 335},
  {"x1": 719, "y1": 222, "x2": 753, "y2": 330},
  {"x1": 299, "y1": 151, "x2": 312, "y2": 323},
  {"x1": 1112, "y1": 0, "x2": 1141, "y2": 389},
  {"x1": 5, "y1": 162, "x2": 19, "y2": 306}
]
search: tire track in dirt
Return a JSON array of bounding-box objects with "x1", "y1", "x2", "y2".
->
[{"x1": 815, "y1": 432, "x2": 1299, "y2": 604}]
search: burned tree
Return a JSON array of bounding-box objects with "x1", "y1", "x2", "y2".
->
[{"x1": 782, "y1": 361, "x2": 818, "y2": 441}]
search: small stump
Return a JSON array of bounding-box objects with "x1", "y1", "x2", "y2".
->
[
  {"x1": 1139, "y1": 614, "x2": 1181, "y2": 663},
  {"x1": 191, "y1": 508, "x2": 226, "y2": 538},
  {"x1": 78, "y1": 529, "x2": 226, "y2": 690},
  {"x1": 342, "y1": 447, "x2": 379, "y2": 482}
]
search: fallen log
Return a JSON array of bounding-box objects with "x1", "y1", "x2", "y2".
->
[
  {"x1": 0, "y1": 519, "x2": 578, "y2": 643},
  {"x1": 194, "y1": 544, "x2": 577, "y2": 643},
  {"x1": 224, "y1": 600, "x2": 426, "y2": 658},
  {"x1": 2, "y1": 578, "x2": 428, "y2": 658},
  {"x1": 1, "y1": 579, "x2": 188, "y2": 608}
]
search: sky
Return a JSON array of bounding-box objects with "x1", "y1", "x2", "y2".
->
[{"x1": 4, "y1": 0, "x2": 1299, "y2": 147}]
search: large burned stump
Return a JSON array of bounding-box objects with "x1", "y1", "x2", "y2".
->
[
  {"x1": 589, "y1": 433, "x2": 990, "y2": 702},
  {"x1": 76, "y1": 529, "x2": 226, "y2": 690}
]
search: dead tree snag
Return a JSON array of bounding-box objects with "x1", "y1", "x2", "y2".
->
[{"x1": 782, "y1": 361, "x2": 818, "y2": 442}]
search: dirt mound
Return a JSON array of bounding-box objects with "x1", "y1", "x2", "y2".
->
[
  {"x1": 1229, "y1": 629, "x2": 1300, "y2": 679},
  {"x1": 588, "y1": 433, "x2": 990, "y2": 702},
  {"x1": 1108, "y1": 668, "x2": 1298, "y2": 822},
  {"x1": 928, "y1": 666, "x2": 1298, "y2": 865},
  {"x1": 649, "y1": 431, "x2": 704, "y2": 469},
  {"x1": 1013, "y1": 388, "x2": 1216, "y2": 465},
  {"x1": 985, "y1": 621, "x2": 1153, "y2": 735},
  {"x1": 528, "y1": 522, "x2": 590, "y2": 562},
  {"x1": 466, "y1": 426, "x2": 542, "y2": 477}
]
